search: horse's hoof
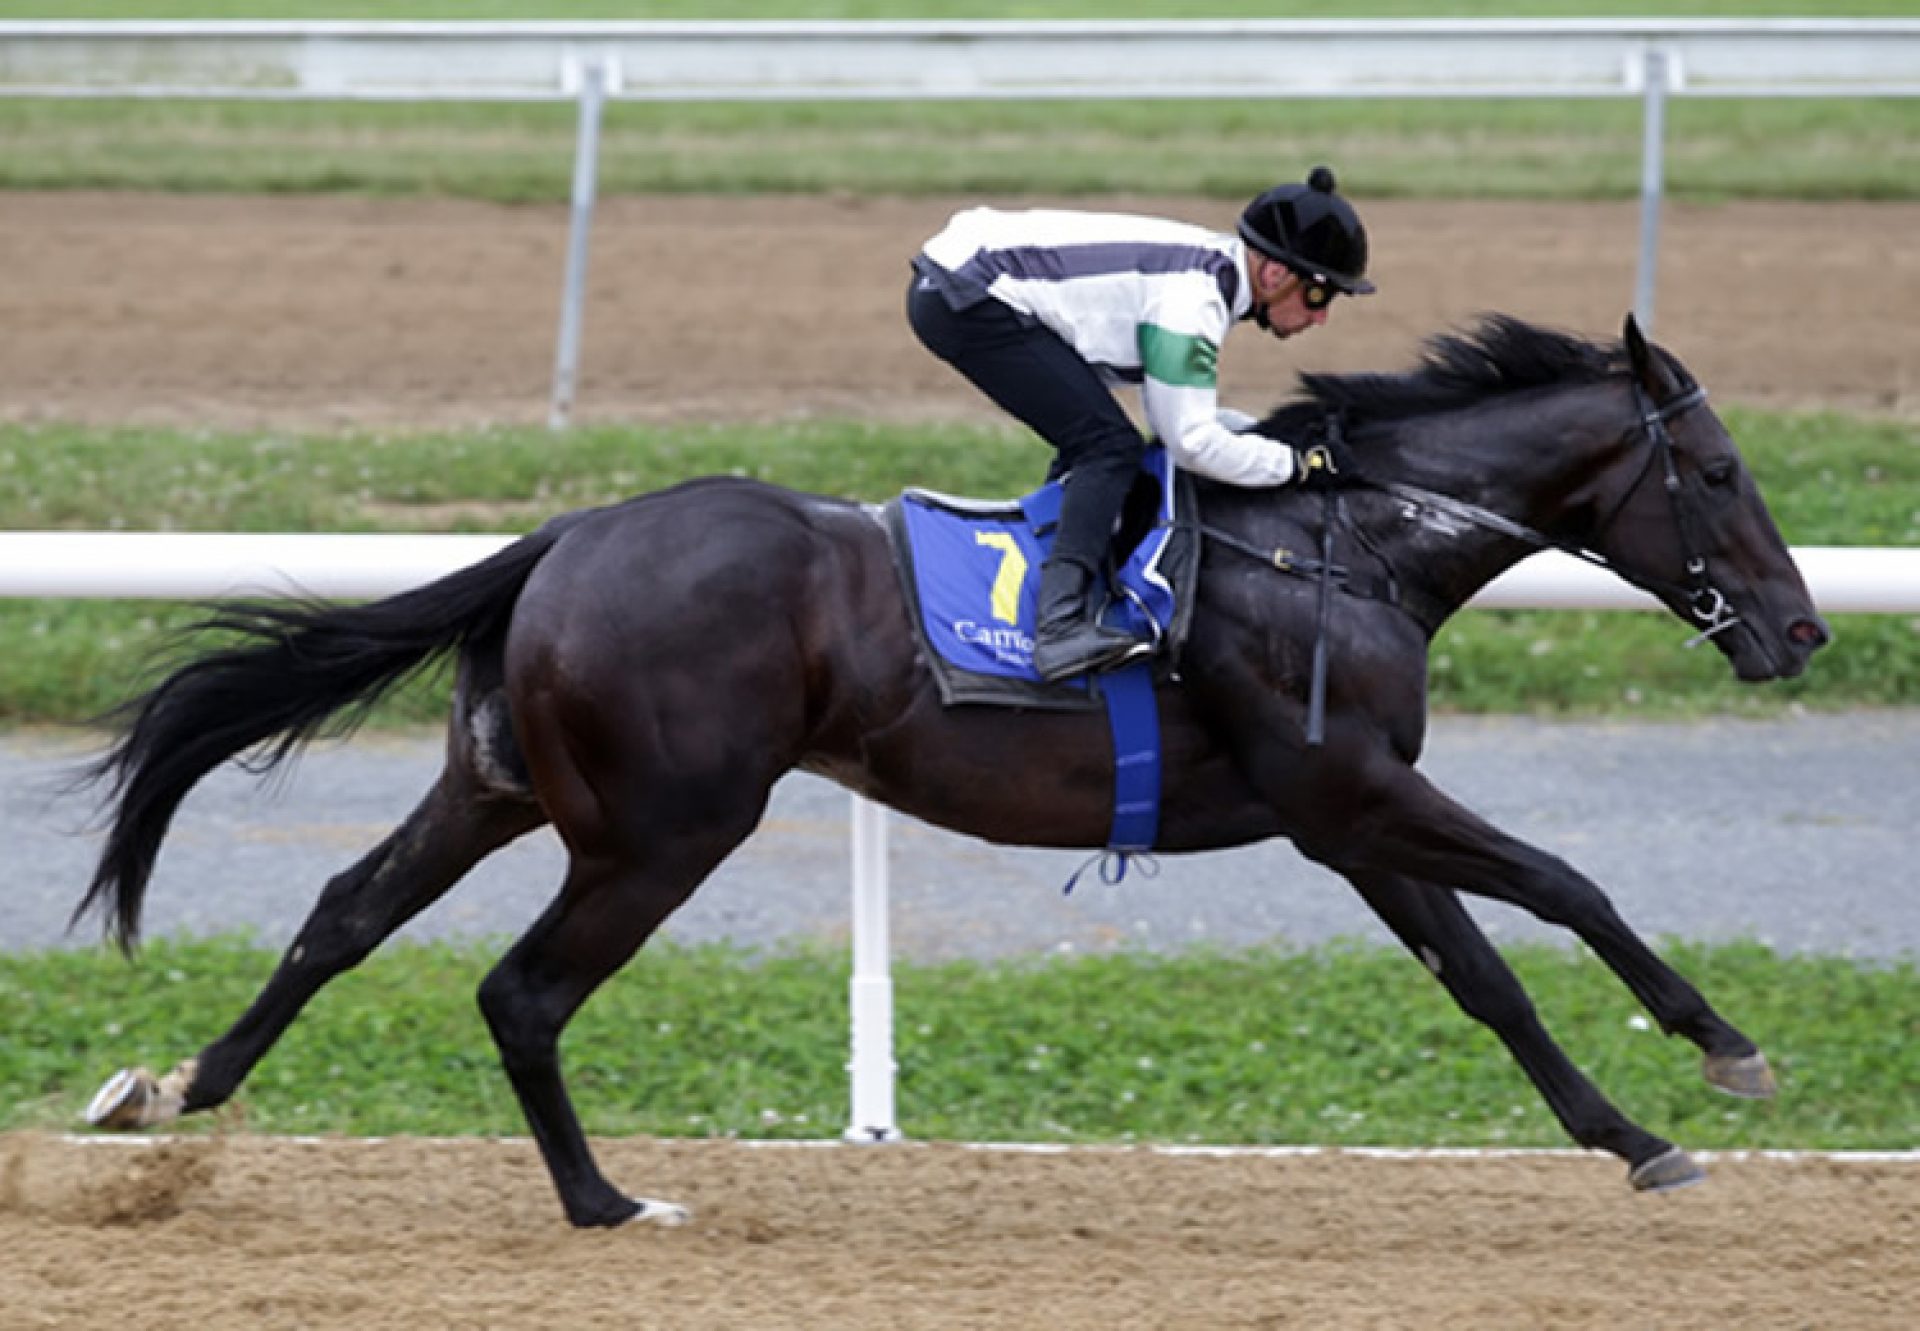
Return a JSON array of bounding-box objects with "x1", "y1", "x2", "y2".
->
[
  {"x1": 84, "y1": 1061, "x2": 195, "y2": 1131},
  {"x1": 1629, "y1": 1147, "x2": 1707, "y2": 1193},
  {"x1": 627, "y1": 1197, "x2": 692, "y2": 1228},
  {"x1": 1704, "y1": 1051, "x2": 1777, "y2": 1100},
  {"x1": 85, "y1": 1068, "x2": 158, "y2": 1130}
]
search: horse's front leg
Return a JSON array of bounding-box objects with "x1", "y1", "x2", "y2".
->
[
  {"x1": 1296, "y1": 757, "x2": 1775, "y2": 1101},
  {"x1": 1348, "y1": 869, "x2": 1703, "y2": 1190}
]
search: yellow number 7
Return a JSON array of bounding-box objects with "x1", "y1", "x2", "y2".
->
[{"x1": 973, "y1": 532, "x2": 1029, "y2": 626}]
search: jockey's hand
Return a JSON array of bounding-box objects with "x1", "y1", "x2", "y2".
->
[{"x1": 1292, "y1": 433, "x2": 1357, "y2": 489}]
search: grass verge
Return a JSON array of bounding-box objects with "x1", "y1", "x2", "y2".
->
[
  {"x1": 5, "y1": 97, "x2": 1916, "y2": 204},
  {"x1": 3, "y1": 937, "x2": 1914, "y2": 1150}
]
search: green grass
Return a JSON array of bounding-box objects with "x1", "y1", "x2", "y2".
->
[
  {"x1": 2, "y1": 937, "x2": 1913, "y2": 1149},
  {"x1": 0, "y1": 408, "x2": 1914, "y2": 725},
  {"x1": 3, "y1": 1, "x2": 1918, "y2": 202},
  {"x1": 5, "y1": 95, "x2": 1915, "y2": 204}
]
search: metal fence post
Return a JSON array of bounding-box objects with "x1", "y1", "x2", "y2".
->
[
  {"x1": 549, "y1": 57, "x2": 606, "y2": 431},
  {"x1": 1634, "y1": 47, "x2": 1671, "y2": 335}
]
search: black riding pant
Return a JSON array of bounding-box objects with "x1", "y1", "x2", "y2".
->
[{"x1": 906, "y1": 273, "x2": 1144, "y2": 574}]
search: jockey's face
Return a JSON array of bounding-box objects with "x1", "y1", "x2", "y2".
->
[{"x1": 1250, "y1": 255, "x2": 1334, "y2": 341}]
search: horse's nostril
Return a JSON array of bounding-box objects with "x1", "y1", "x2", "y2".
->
[{"x1": 1788, "y1": 619, "x2": 1829, "y2": 649}]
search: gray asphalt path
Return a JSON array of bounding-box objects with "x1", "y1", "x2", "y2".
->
[{"x1": 8, "y1": 711, "x2": 1917, "y2": 961}]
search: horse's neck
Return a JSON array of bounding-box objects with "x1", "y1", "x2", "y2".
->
[
  {"x1": 1384, "y1": 388, "x2": 1630, "y2": 611},
  {"x1": 1293, "y1": 386, "x2": 1626, "y2": 625}
]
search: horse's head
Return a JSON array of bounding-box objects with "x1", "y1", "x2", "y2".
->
[
  {"x1": 1264, "y1": 314, "x2": 1829, "y2": 682},
  {"x1": 1585, "y1": 315, "x2": 1828, "y2": 681}
]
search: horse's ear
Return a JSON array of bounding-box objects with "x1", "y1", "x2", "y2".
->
[
  {"x1": 1621, "y1": 312, "x2": 1673, "y2": 394},
  {"x1": 1622, "y1": 313, "x2": 1651, "y2": 377}
]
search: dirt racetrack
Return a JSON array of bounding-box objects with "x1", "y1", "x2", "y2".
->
[
  {"x1": 3, "y1": 1133, "x2": 1916, "y2": 1329},
  {"x1": 2, "y1": 192, "x2": 1918, "y2": 430},
  {"x1": 2, "y1": 193, "x2": 1917, "y2": 1326}
]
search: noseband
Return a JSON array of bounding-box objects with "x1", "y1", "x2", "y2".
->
[{"x1": 1379, "y1": 377, "x2": 1736, "y2": 647}]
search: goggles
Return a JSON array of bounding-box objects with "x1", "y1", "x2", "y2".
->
[{"x1": 1292, "y1": 270, "x2": 1339, "y2": 311}]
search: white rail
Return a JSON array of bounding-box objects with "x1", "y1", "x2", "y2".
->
[
  {"x1": 6, "y1": 19, "x2": 1917, "y2": 413},
  {"x1": 0, "y1": 533, "x2": 1913, "y2": 614},
  {"x1": 4, "y1": 20, "x2": 1919, "y2": 101}
]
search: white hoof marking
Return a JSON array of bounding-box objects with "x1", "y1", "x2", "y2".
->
[{"x1": 628, "y1": 1197, "x2": 692, "y2": 1227}]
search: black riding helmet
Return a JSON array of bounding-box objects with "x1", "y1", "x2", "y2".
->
[{"x1": 1238, "y1": 165, "x2": 1375, "y2": 296}]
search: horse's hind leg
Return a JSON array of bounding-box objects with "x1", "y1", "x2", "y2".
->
[
  {"x1": 87, "y1": 768, "x2": 544, "y2": 1131},
  {"x1": 476, "y1": 780, "x2": 772, "y2": 1229},
  {"x1": 1349, "y1": 871, "x2": 1702, "y2": 1191}
]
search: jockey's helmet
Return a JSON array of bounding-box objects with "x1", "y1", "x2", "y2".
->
[{"x1": 1238, "y1": 166, "x2": 1376, "y2": 296}]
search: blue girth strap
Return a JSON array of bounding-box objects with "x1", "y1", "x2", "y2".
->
[
  {"x1": 1102, "y1": 663, "x2": 1161, "y2": 851},
  {"x1": 1059, "y1": 661, "x2": 1161, "y2": 895}
]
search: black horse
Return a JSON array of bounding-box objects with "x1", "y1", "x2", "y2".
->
[{"x1": 75, "y1": 314, "x2": 1827, "y2": 1228}]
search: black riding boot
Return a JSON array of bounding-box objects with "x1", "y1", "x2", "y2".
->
[{"x1": 1031, "y1": 557, "x2": 1150, "y2": 682}]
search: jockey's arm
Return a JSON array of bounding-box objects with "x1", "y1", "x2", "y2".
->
[{"x1": 1137, "y1": 323, "x2": 1299, "y2": 487}]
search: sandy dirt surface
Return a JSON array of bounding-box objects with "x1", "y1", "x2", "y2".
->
[
  {"x1": 3, "y1": 1133, "x2": 1915, "y2": 1329},
  {"x1": 2, "y1": 192, "x2": 1917, "y2": 431}
]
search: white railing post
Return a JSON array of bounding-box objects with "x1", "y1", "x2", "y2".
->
[
  {"x1": 548, "y1": 56, "x2": 606, "y2": 431},
  {"x1": 845, "y1": 795, "x2": 902, "y2": 1142},
  {"x1": 1634, "y1": 47, "x2": 1671, "y2": 335}
]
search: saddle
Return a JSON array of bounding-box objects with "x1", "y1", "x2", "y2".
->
[{"x1": 881, "y1": 446, "x2": 1200, "y2": 713}]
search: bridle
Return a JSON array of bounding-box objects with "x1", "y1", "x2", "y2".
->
[{"x1": 1377, "y1": 377, "x2": 1738, "y2": 648}]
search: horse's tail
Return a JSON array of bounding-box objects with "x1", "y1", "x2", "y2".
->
[{"x1": 73, "y1": 514, "x2": 581, "y2": 953}]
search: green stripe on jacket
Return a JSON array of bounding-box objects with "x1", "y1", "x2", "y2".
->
[{"x1": 1137, "y1": 323, "x2": 1220, "y2": 390}]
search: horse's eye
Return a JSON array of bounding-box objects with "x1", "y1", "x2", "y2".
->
[{"x1": 1702, "y1": 459, "x2": 1736, "y2": 488}]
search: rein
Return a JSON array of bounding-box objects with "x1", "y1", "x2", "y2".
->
[{"x1": 1195, "y1": 378, "x2": 1727, "y2": 744}]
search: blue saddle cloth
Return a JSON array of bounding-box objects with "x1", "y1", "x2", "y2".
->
[
  {"x1": 881, "y1": 448, "x2": 1198, "y2": 852},
  {"x1": 884, "y1": 446, "x2": 1195, "y2": 708}
]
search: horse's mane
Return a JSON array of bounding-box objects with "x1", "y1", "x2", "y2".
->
[{"x1": 1262, "y1": 314, "x2": 1639, "y2": 440}]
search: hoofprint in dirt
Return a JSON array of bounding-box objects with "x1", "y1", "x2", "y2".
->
[
  {"x1": 1, "y1": 194, "x2": 1916, "y2": 432},
  {"x1": 2, "y1": 1134, "x2": 1914, "y2": 1330}
]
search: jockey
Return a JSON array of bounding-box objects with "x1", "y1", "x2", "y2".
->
[{"x1": 908, "y1": 165, "x2": 1373, "y2": 682}]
